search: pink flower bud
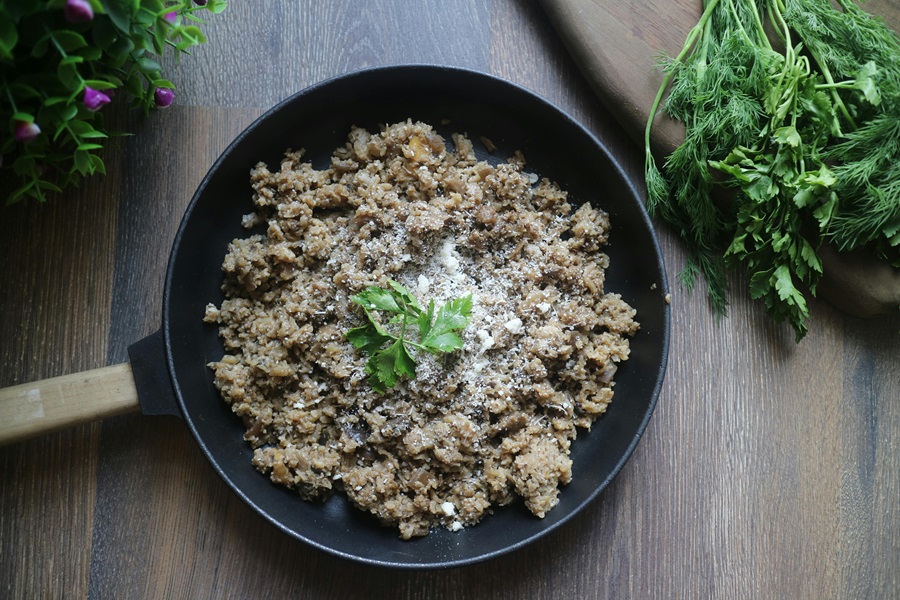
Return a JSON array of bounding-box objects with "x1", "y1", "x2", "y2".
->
[
  {"x1": 83, "y1": 86, "x2": 111, "y2": 111},
  {"x1": 64, "y1": 0, "x2": 94, "y2": 23},
  {"x1": 164, "y1": 11, "x2": 177, "y2": 24},
  {"x1": 14, "y1": 120, "x2": 41, "y2": 143},
  {"x1": 154, "y1": 87, "x2": 175, "y2": 108}
]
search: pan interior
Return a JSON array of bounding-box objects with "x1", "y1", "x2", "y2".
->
[{"x1": 163, "y1": 65, "x2": 669, "y2": 568}]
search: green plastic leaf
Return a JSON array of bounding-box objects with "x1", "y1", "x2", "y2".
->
[
  {"x1": 80, "y1": 46, "x2": 103, "y2": 61},
  {"x1": 136, "y1": 56, "x2": 162, "y2": 72},
  {"x1": 59, "y1": 104, "x2": 79, "y2": 122},
  {"x1": 73, "y1": 150, "x2": 92, "y2": 175},
  {"x1": 83, "y1": 79, "x2": 117, "y2": 91},
  {"x1": 183, "y1": 25, "x2": 208, "y2": 44},
  {"x1": 123, "y1": 69, "x2": 142, "y2": 97},
  {"x1": 68, "y1": 120, "x2": 96, "y2": 136},
  {"x1": 92, "y1": 16, "x2": 118, "y2": 50},
  {"x1": 152, "y1": 22, "x2": 166, "y2": 54},
  {"x1": 107, "y1": 34, "x2": 135, "y2": 67},
  {"x1": 208, "y1": 0, "x2": 228, "y2": 14},
  {"x1": 90, "y1": 154, "x2": 107, "y2": 175},
  {"x1": 54, "y1": 30, "x2": 88, "y2": 52},
  {"x1": 37, "y1": 180, "x2": 63, "y2": 193},
  {"x1": 102, "y1": 0, "x2": 137, "y2": 32},
  {"x1": 60, "y1": 55, "x2": 86, "y2": 66},
  {"x1": 0, "y1": 9, "x2": 18, "y2": 59},
  {"x1": 57, "y1": 62, "x2": 81, "y2": 91},
  {"x1": 8, "y1": 83, "x2": 40, "y2": 99}
]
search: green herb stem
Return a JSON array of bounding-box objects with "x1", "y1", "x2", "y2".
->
[{"x1": 643, "y1": 0, "x2": 724, "y2": 158}]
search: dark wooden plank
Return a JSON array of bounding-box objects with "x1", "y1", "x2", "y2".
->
[
  {"x1": 87, "y1": 105, "x2": 260, "y2": 598},
  {"x1": 1, "y1": 0, "x2": 899, "y2": 598},
  {"x1": 164, "y1": 0, "x2": 493, "y2": 110},
  {"x1": 0, "y1": 118, "x2": 124, "y2": 598}
]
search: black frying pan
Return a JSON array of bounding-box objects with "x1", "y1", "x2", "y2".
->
[{"x1": 122, "y1": 65, "x2": 670, "y2": 568}]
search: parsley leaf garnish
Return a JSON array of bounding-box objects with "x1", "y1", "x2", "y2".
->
[{"x1": 346, "y1": 281, "x2": 472, "y2": 392}]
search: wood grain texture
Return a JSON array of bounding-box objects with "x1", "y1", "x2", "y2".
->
[
  {"x1": 1, "y1": 0, "x2": 899, "y2": 598},
  {"x1": 0, "y1": 363, "x2": 138, "y2": 446}
]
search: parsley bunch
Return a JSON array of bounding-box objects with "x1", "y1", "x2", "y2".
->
[
  {"x1": 0, "y1": 0, "x2": 226, "y2": 206},
  {"x1": 346, "y1": 281, "x2": 473, "y2": 393},
  {"x1": 645, "y1": 0, "x2": 900, "y2": 340}
]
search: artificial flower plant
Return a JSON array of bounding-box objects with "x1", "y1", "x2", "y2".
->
[{"x1": 0, "y1": 0, "x2": 226, "y2": 205}]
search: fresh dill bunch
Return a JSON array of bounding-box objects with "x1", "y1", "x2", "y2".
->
[
  {"x1": 645, "y1": 0, "x2": 900, "y2": 340},
  {"x1": 784, "y1": 0, "x2": 900, "y2": 266},
  {"x1": 645, "y1": 0, "x2": 772, "y2": 315}
]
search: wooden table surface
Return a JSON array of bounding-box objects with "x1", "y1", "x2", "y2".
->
[{"x1": 1, "y1": 1, "x2": 898, "y2": 598}]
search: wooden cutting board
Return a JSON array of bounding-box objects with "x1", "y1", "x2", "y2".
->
[
  {"x1": 541, "y1": 0, "x2": 900, "y2": 154},
  {"x1": 541, "y1": 0, "x2": 900, "y2": 317}
]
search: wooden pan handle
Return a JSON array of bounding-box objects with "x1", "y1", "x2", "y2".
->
[{"x1": 0, "y1": 363, "x2": 140, "y2": 446}]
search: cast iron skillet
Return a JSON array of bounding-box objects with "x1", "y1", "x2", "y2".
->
[{"x1": 127, "y1": 65, "x2": 671, "y2": 568}]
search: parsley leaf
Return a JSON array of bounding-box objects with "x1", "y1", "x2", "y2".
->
[
  {"x1": 420, "y1": 295, "x2": 473, "y2": 352},
  {"x1": 347, "y1": 281, "x2": 472, "y2": 392}
]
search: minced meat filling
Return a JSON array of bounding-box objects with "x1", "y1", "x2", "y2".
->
[{"x1": 204, "y1": 120, "x2": 639, "y2": 539}]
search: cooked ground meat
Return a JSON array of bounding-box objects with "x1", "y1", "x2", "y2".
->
[{"x1": 204, "y1": 120, "x2": 639, "y2": 539}]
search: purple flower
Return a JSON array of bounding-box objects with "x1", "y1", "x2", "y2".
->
[
  {"x1": 164, "y1": 11, "x2": 177, "y2": 24},
  {"x1": 194, "y1": 0, "x2": 208, "y2": 5},
  {"x1": 64, "y1": 0, "x2": 94, "y2": 23},
  {"x1": 154, "y1": 87, "x2": 175, "y2": 108},
  {"x1": 14, "y1": 120, "x2": 41, "y2": 143},
  {"x1": 83, "y1": 86, "x2": 111, "y2": 111}
]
